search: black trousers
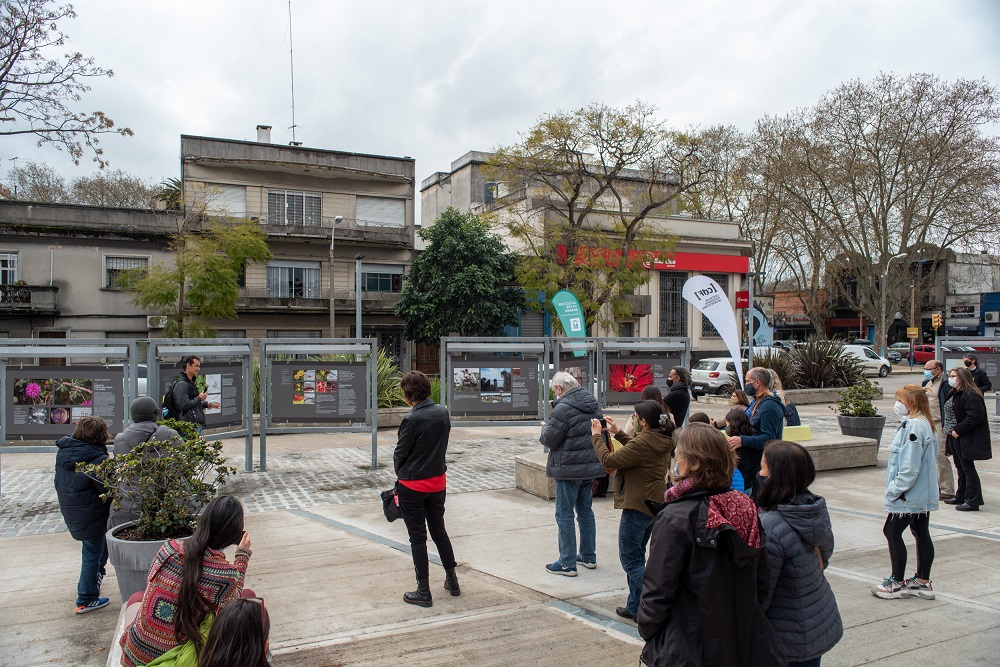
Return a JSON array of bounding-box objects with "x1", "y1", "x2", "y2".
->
[
  {"x1": 952, "y1": 438, "x2": 984, "y2": 506},
  {"x1": 397, "y1": 484, "x2": 457, "y2": 579},
  {"x1": 883, "y1": 513, "x2": 934, "y2": 581}
]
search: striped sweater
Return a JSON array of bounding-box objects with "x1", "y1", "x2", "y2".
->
[{"x1": 119, "y1": 539, "x2": 250, "y2": 667}]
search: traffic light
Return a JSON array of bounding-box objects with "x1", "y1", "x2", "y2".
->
[{"x1": 931, "y1": 312, "x2": 943, "y2": 330}]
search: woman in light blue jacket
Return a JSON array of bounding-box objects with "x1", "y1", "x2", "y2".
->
[{"x1": 872, "y1": 384, "x2": 939, "y2": 600}]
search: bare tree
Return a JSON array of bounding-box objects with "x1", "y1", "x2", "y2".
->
[
  {"x1": 486, "y1": 101, "x2": 711, "y2": 330},
  {"x1": 70, "y1": 169, "x2": 157, "y2": 207},
  {"x1": 2, "y1": 159, "x2": 66, "y2": 200},
  {"x1": 0, "y1": 0, "x2": 132, "y2": 166}
]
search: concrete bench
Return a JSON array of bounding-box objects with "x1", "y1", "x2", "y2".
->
[
  {"x1": 106, "y1": 598, "x2": 141, "y2": 667},
  {"x1": 514, "y1": 452, "x2": 555, "y2": 500},
  {"x1": 794, "y1": 431, "x2": 879, "y2": 471}
]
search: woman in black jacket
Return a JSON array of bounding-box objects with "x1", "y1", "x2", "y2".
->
[
  {"x1": 663, "y1": 366, "x2": 692, "y2": 426},
  {"x1": 945, "y1": 366, "x2": 992, "y2": 511},
  {"x1": 393, "y1": 371, "x2": 459, "y2": 607},
  {"x1": 637, "y1": 423, "x2": 784, "y2": 666},
  {"x1": 53, "y1": 416, "x2": 112, "y2": 614}
]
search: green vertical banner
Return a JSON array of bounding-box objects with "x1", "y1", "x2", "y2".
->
[{"x1": 551, "y1": 290, "x2": 587, "y2": 357}]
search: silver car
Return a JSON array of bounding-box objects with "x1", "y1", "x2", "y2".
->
[{"x1": 690, "y1": 357, "x2": 739, "y2": 396}]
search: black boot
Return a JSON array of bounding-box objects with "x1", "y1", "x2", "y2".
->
[
  {"x1": 403, "y1": 577, "x2": 432, "y2": 607},
  {"x1": 444, "y1": 568, "x2": 461, "y2": 596}
]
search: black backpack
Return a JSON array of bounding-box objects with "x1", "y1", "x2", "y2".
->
[{"x1": 161, "y1": 377, "x2": 181, "y2": 419}]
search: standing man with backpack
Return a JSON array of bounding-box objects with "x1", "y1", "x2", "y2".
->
[{"x1": 167, "y1": 356, "x2": 219, "y2": 433}]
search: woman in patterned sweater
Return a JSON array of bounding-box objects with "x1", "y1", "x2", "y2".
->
[{"x1": 120, "y1": 496, "x2": 252, "y2": 667}]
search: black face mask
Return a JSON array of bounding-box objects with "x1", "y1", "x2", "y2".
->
[
  {"x1": 665, "y1": 378, "x2": 674, "y2": 387},
  {"x1": 964, "y1": 360, "x2": 973, "y2": 368},
  {"x1": 744, "y1": 382, "x2": 755, "y2": 394},
  {"x1": 757, "y1": 472, "x2": 768, "y2": 488}
]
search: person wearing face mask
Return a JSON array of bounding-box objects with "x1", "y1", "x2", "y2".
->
[
  {"x1": 171, "y1": 356, "x2": 220, "y2": 434},
  {"x1": 921, "y1": 360, "x2": 955, "y2": 501},
  {"x1": 963, "y1": 355, "x2": 993, "y2": 393},
  {"x1": 727, "y1": 367, "x2": 785, "y2": 498},
  {"x1": 590, "y1": 401, "x2": 674, "y2": 621},
  {"x1": 872, "y1": 385, "x2": 939, "y2": 600},
  {"x1": 663, "y1": 366, "x2": 691, "y2": 426},
  {"x1": 944, "y1": 366, "x2": 992, "y2": 511}
]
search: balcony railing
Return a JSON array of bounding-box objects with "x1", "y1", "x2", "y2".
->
[
  {"x1": 242, "y1": 214, "x2": 413, "y2": 247},
  {"x1": 236, "y1": 288, "x2": 402, "y2": 313},
  {"x1": 0, "y1": 284, "x2": 59, "y2": 315}
]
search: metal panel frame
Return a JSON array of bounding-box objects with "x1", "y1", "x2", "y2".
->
[
  {"x1": 552, "y1": 337, "x2": 598, "y2": 399},
  {"x1": 440, "y1": 336, "x2": 551, "y2": 426},
  {"x1": 259, "y1": 338, "x2": 378, "y2": 472},
  {"x1": 937, "y1": 337, "x2": 1000, "y2": 414},
  {"x1": 148, "y1": 339, "x2": 256, "y2": 472},
  {"x1": 596, "y1": 337, "x2": 690, "y2": 408}
]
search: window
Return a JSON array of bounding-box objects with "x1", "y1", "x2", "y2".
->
[
  {"x1": 0, "y1": 253, "x2": 17, "y2": 284},
  {"x1": 216, "y1": 329, "x2": 246, "y2": 339},
  {"x1": 659, "y1": 272, "x2": 688, "y2": 337},
  {"x1": 266, "y1": 261, "x2": 321, "y2": 298},
  {"x1": 483, "y1": 182, "x2": 498, "y2": 204},
  {"x1": 267, "y1": 190, "x2": 322, "y2": 226},
  {"x1": 105, "y1": 256, "x2": 148, "y2": 289},
  {"x1": 700, "y1": 273, "x2": 729, "y2": 338},
  {"x1": 267, "y1": 330, "x2": 322, "y2": 338},
  {"x1": 363, "y1": 273, "x2": 403, "y2": 292},
  {"x1": 619, "y1": 321, "x2": 634, "y2": 337},
  {"x1": 356, "y1": 196, "x2": 405, "y2": 227}
]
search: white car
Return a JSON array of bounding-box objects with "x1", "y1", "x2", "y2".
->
[
  {"x1": 841, "y1": 345, "x2": 892, "y2": 377},
  {"x1": 690, "y1": 357, "x2": 740, "y2": 396}
]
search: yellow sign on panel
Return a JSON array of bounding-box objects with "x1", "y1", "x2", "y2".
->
[{"x1": 907, "y1": 327, "x2": 919, "y2": 339}]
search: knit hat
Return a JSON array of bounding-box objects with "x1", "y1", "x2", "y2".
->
[{"x1": 130, "y1": 396, "x2": 161, "y2": 423}]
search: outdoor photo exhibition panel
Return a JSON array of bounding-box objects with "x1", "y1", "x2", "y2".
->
[
  {"x1": 1, "y1": 339, "x2": 137, "y2": 445},
  {"x1": 259, "y1": 338, "x2": 378, "y2": 471},
  {"x1": 939, "y1": 338, "x2": 1000, "y2": 413},
  {"x1": 441, "y1": 337, "x2": 548, "y2": 424},
  {"x1": 598, "y1": 338, "x2": 689, "y2": 407},
  {"x1": 148, "y1": 340, "x2": 254, "y2": 471},
  {"x1": 553, "y1": 338, "x2": 597, "y2": 397}
]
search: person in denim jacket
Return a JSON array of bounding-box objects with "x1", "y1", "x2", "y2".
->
[{"x1": 872, "y1": 385, "x2": 939, "y2": 600}]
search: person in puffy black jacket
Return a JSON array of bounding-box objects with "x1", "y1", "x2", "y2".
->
[
  {"x1": 394, "y1": 371, "x2": 458, "y2": 607},
  {"x1": 540, "y1": 371, "x2": 605, "y2": 575},
  {"x1": 758, "y1": 440, "x2": 842, "y2": 666},
  {"x1": 53, "y1": 416, "x2": 112, "y2": 613},
  {"x1": 946, "y1": 366, "x2": 992, "y2": 510}
]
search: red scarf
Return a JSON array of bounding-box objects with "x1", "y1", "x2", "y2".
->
[{"x1": 664, "y1": 479, "x2": 761, "y2": 548}]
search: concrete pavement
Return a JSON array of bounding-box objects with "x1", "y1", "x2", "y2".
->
[{"x1": 2, "y1": 378, "x2": 999, "y2": 666}]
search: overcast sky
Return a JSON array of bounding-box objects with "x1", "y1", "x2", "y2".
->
[{"x1": 4, "y1": 0, "x2": 999, "y2": 197}]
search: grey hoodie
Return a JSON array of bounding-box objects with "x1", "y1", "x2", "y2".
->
[{"x1": 759, "y1": 492, "x2": 843, "y2": 662}]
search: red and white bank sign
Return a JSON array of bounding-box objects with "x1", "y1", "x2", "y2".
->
[{"x1": 556, "y1": 246, "x2": 749, "y2": 274}]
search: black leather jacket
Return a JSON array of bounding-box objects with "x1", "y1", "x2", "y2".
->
[
  {"x1": 394, "y1": 399, "x2": 451, "y2": 481},
  {"x1": 172, "y1": 373, "x2": 206, "y2": 425}
]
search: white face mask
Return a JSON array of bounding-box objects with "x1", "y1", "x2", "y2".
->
[
  {"x1": 948, "y1": 377, "x2": 959, "y2": 388},
  {"x1": 893, "y1": 401, "x2": 909, "y2": 417}
]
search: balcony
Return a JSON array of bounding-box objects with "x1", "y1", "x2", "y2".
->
[
  {"x1": 0, "y1": 284, "x2": 59, "y2": 316},
  {"x1": 233, "y1": 214, "x2": 412, "y2": 247},
  {"x1": 237, "y1": 288, "x2": 402, "y2": 314}
]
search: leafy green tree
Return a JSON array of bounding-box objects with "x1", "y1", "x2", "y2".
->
[
  {"x1": 0, "y1": 0, "x2": 132, "y2": 166},
  {"x1": 396, "y1": 207, "x2": 522, "y2": 345},
  {"x1": 124, "y1": 215, "x2": 272, "y2": 337},
  {"x1": 486, "y1": 101, "x2": 711, "y2": 330}
]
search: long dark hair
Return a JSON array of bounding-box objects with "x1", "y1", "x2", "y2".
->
[
  {"x1": 724, "y1": 409, "x2": 753, "y2": 437},
  {"x1": 635, "y1": 399, "x2": 675, "y2": 436},
  {"x1": 198, "y1": 598, "x2": 270, "y2": 667},
  {"x1": 176, "y1": 496, "x2": 245, "y2": 652},
  {"x1": 756, "y1": 441, "x2": 816, "y2": 510}
]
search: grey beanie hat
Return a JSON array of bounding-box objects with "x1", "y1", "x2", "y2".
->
[{"x1": 130, "y1": 396, "x2": 161, "y2": 423}]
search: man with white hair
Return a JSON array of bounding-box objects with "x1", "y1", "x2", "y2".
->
[{"x1": 540, "y1": 371, "x2": 606, "y2": 576}]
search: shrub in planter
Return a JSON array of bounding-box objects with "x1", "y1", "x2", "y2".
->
[
  {"x1": 77, "y1": 418, "x2": 236, "y2": 600},
  {"x1": 787, "y1": 338, "x2": 865, "y2": 389},
  {"x1": 834, "y1": 376, "x2": 886, "y2": 440},
  {"x1": 752, "y1": 349, "x2": 798, "y2": 389}
]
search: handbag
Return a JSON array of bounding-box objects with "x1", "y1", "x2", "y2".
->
[{"x1": 380, "y1": 483, "x2": 402, "y2": 522}]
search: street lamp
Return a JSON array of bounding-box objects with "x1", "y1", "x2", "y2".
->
[
  {"x1": 355, "y1": 253, "x2": 366, "y2": 339},
  {"x1": 879, "y1": 253, "x2": 907, "y2": 357},
  {"x1": 328, "y1": 215, "x2": 343, "y2": 337}
]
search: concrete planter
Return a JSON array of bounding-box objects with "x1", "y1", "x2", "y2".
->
[
  {"x1": 837, "y1": 415, "x2": 887, "y2": 441},
  {"x1": 106, "y1": 523, "x2": 185, "y2": 603}
]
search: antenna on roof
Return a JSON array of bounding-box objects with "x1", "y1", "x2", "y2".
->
[{"x1": 288, "y1": 0, "x2": 298, "y2": 145}]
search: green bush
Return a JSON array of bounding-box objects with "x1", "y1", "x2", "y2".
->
[
  {"x1": 751, "y1": 349, "x2": 797, "y2": 389},
  {"x1": 77, "y1": 418, "x2": 236, "y2": 540},
  {"x1": 835, "y1": 375, "x2": 881, "y2": 417},
  {"x1": 786, "y1": 338, "x2": 865, "y2": 389}
]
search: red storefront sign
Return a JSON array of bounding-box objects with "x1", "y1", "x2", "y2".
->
[
  {"x1": 556, "y1": 246, "x2": 749, "y2": 273},
  {"x1": 736, "y1": 290, "x2": 749, "y2": 308}
]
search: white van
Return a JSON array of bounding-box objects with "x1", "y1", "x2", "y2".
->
[{"x1": 841, "y1": 345, "x2": 892, "y2": 377}]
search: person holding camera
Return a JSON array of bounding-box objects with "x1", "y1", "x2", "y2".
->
[
  {"x1": 171, "y1": 356, "x2": 220, "y2": 433},
  {"x1": 590, "y1": 400, "x2": 674, "y2": 620}
]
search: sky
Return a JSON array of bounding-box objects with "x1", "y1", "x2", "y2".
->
[{"x1": 4, "y1": 0, "x2": 999, "y2": 201}]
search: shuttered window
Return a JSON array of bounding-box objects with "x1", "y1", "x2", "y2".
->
[
  {"x1": 356, "y1": 196, "x2": 405, "y2": 227},
  {"x1": 204, "y1": 184, "x2": 247, "y2": 216},
  {"x1": 659, "y1": 272, "x2": 688, "y2": 337},
  {"x1": 521, "y1": 309, "x2": 544, "y2": 337},
  {"x1": 267, "y1": 190, "x2": 322, "y2": 226}
]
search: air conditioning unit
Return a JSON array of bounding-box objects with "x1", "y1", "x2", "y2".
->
[
  {"x1": 985, "y1": 311, "x2": 1000, "y2": 324},
  {"x1": 147, "y1": 315, "x2": 168, "y2": 329}
]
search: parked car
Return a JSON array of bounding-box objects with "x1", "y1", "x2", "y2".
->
[
  {"x1": 886, "y1": 349, "x2": 902, "y2": 363},
  {"x1": 841, "y1": 345, "x2": 892, "y2": 377},
  {"x1": 691, "y1": 357, "x2": 739, "y2": 397},
  {"x1": 887, "y1": 342, "x2": 937, "y2": 364}
]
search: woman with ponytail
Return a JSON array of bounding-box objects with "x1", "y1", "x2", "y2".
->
[
  {"x1": 590, "y1": 400, "x2": 675, "y2": 621},
  {"x1": 120, "y1": 496, "x2": 252, "y2": 667}
]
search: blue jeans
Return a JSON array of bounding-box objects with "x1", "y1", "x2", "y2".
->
[
  {"x1": 619, "y1": 509, "x2": 655, "y2": 614},
  {"x1": 77, "y1": 537, "x2": 109, "y2": 605},
  {"x1": 555, "y1": 479, "x2": 596, "y2": 569}
]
